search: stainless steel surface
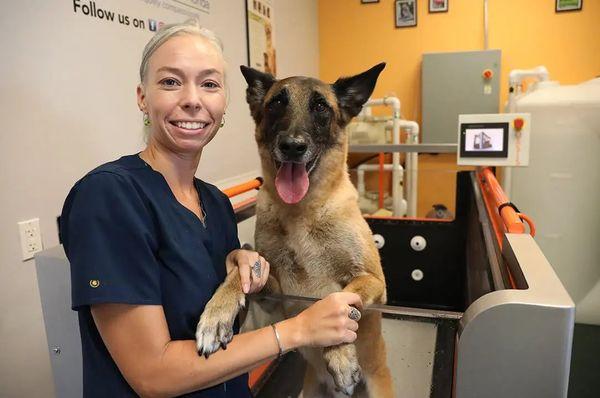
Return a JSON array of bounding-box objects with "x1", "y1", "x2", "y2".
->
[
  {"x1": 35, "y1": 246, "x2": 82, "y2": 398},
  {"x1": 456, "y1": 234, "x2": 575, "y2": 398},
  {"x1": 422, "y1": 50, "x2": 501, "y2": 143},
  {"x1": 348, "y1": 144, "x2": 457, "y2": 153}
]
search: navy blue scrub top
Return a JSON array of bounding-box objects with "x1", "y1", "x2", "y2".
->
[{"x1": 60, "y1": 154, "x2": 250, "y2": 398}]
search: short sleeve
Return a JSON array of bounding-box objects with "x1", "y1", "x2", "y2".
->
[
  {"x1": 61, "y1": 172, "x2": 162, "y2": 310},
  {"x1": 223, "y1": 193, "x2": 241, "y2": 254}
]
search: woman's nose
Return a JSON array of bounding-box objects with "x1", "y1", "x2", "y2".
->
[{"x1": 181, "y1": 85, "x2": 202, "y2": 112}]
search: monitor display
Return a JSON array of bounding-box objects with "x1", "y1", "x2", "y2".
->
[{"x1": 459, "y1": 122, "x2": 508, "y2": 158}]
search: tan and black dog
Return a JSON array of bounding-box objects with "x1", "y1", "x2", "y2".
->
[{"x1": 196, "y1": 64, "x2": 394, "y2": 397}]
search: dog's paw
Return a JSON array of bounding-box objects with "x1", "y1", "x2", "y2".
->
[
  {"x1": 195, "y1": 295, "x2": 244, "y2": 358},
  {"x1": 323, "y1": 344, "x2": 362, "y2": 396}
]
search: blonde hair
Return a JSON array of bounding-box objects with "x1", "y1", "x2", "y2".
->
[{"x1": 139, "y1": 19, "x2": 225, "y2": 83}]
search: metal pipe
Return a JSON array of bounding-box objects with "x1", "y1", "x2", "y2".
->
[
  {"x1": 363, "y1": 96, "x2": 402, "y2": 215},
  {"x1": 484, "y1": 0, "x2": 489, "y2": 50}
]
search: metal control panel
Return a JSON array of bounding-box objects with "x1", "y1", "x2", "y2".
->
[{"x1": 457, "y1": 113, "x2": 530, "y2": 166}]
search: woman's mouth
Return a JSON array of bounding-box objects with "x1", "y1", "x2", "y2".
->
[{"x1": 169, "y1": 120, "x2": 210, "y2": 131}]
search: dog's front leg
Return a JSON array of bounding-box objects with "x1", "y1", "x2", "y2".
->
[
  {"x1": 195, "y1": 268, "x2": 245, "y2": 357},
  {"x1": 343, "y1": 273, "x2": 387, "y2": 306},
  {"x1": 321, "y1": 273, "x2": 386, "y2": 394},
  {"x1": 323, "y1": 343, "x2": 361, "y2": 396}
]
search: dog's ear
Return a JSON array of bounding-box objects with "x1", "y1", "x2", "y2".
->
[
  {"x1": 240, "y1": 65, "x2": 276, "y2": 122},
  {"x1": 332, "y1": 62, "x2": 386, "y2": 122}
]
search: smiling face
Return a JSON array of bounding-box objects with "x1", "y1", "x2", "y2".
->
[{"x1": 137, "y1": 34, "x2": 226, "y2": 157}]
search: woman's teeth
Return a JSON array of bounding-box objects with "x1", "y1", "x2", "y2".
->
[{"x1": 174, "y1": 121, "x2": 207, "y2": 130}]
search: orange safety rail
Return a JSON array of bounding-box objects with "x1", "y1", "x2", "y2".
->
[
  {"x1": 232, "y1": 196, "x2": 257, "y2": 212},
  {"x1": 223, "y1": 177, "x2": 263, "y2": 198},
  {"x1": 248, "y1": 360, "x2": 273, "y2": 391},
  {"x1": 477, "y1": 168, "x2": 536, "y2": 289}
]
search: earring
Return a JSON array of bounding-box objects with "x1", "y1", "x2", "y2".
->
[
  {"x1": 220, "y1": 114, "x2": 226, "y2": 128},
  {"x1": 143, "y1": 113, "x2": 151, "y2": 126}
]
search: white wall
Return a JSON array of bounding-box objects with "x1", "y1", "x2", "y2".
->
[{"x1": 0, "y1": 1, "x2": 318, "y2": 396}]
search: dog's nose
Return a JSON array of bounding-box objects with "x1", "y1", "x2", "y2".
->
[{"x1": 279, "y1": 136, "x2": 307, "y2": 160}]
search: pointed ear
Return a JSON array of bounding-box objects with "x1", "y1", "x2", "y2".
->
[
  {"x1": 332, "y1": 62, "x2": 386, "y2": 122},
  {"x1": 240, "y1": 65, "x2": 276, "y2": 122}
]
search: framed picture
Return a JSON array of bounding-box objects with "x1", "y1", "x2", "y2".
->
[
  {"x1": 395, "y1": 0, "x2": 417, "y2": 28},
  {"x1": 246, "y1": 0, "x2": 277, "y2": 75},
  {"x1": 429, "y1": 0, "x2": 448, "y2": 13},
  {"x1": 556, "y1": 0, "x2": 582, "y2": 12},
  {"x1": 361, "y1": 0, "x2": 380, "y2": 3}
]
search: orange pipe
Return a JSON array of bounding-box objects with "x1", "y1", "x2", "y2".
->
[
  {"x1": 480, "y1": 168, "x2": 526, "y2": 234},
  {"x1": 378, "y1": 153, "x2": 385, "y2": 209},
  {"x1": 223, "y1": 177, "x2": 263, "y2": 198}
]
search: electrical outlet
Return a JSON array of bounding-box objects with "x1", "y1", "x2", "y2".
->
[{"x1": 18, "y1": 218, "x2": 43, "y2": 261}]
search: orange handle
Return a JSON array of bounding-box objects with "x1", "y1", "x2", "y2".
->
[
  {"x1": 480, "y1": 168, "x2": 527, "y2": 234},
  {"x1": 517, "y1": 212, "x2": 536, "y2": 237},
  {"x1": 223, "y1": 177, "x2": 263, "y2": 198}
]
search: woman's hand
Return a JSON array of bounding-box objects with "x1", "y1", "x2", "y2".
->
[
  {"x1": 226, "y1": 249, "x2": 270, "y2": 294},
  {"x1": 278, "y1": 292, "x2": 363, "y2": 350}
]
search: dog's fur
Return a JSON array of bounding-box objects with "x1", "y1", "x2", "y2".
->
[{"x1": 195, "y1": 64, "x2": 393, "y2": 397}]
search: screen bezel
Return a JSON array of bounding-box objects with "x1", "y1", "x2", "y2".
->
[{"x1": 459, "y1": 122, "x2": 509, "y2": 158}]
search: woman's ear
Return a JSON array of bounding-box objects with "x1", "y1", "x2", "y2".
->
[{"x1": 136, "y1": 84, "x2": 146, "y2": 113}]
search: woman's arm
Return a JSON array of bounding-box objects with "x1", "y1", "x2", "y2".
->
[
  {"x1": 92, "y1": 292, "x2": 360, "y2": 398},
  {"x1": 92, "y1": 303, "x2": 293, "y2": 397}
]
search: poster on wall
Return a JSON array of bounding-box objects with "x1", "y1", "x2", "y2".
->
[{"x1": 246, "y1": 0, "x2": 276, "y2": 76}]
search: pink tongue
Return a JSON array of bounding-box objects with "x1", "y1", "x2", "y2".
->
[{"x1": 275, "y1": 162, "x2": 309, "y2": 204}]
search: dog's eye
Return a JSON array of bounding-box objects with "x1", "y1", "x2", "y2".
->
[
  {"x1": 314, "y1": 102, "x2": 328, "y2": 113},
  {"x1": 267, "y1": 95, "x2": 286, "y2": 112}
]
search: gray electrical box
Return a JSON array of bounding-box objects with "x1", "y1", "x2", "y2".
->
[{"x1": 422, "y1": 50, "x2": 501, "y2": 143}]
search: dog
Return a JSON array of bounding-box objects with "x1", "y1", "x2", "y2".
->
[{"x1": 195, "y1": 63, "x2": 394, "y2": 397}]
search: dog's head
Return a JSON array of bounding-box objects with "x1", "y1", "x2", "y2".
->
[{"x1": 240, "y1": 63, "x2": 385, "y2": 204}]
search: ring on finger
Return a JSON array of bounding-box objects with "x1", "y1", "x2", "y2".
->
[
  {"x1": 252, "y1": 260, "x2": 262, "y2": 279},
  {"x1": 348, "y1": 306, "x2": 362, "y2": 322}
]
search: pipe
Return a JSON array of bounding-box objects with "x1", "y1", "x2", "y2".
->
[
  {"x1": 363, "y1": 96, "x2": 403, "y2": 215},
  {"x1": 357, "y1": 163, "x2": 404, "y2": 197},
  {"x1": 223, "y1": 177, "x2": 263, "y2": 198},
  {"x1": 484, "y1": 0, "x2": 489, "y2": 50}
]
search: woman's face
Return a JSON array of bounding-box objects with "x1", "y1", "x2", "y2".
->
[{"x1": 138, "y1": 34, "x2": 226, "y2": 156}]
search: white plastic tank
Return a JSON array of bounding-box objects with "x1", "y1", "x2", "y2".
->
[{"x1": 511, "y1": 78, "x2": 600, "y2": 325}]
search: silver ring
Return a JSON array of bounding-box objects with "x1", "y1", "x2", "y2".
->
[
  {"x1": 252, "y1": 260, "x2": 262, "y2": 279},
  {"x1": 348, "y1": 307, "x2": 361, "y2": 322}
]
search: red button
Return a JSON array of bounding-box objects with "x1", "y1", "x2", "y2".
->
[
  {"x1": 514, "y1": 118, "x2": 524, "y2": 130},
  {"x1": 483, "y1": 69, "x2": 493, "y2": 79}
]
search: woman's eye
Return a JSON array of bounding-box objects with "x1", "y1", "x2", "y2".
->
[
  {"x1": 160, "y1": 78, "x2": 180, "y2": 87},
  {"x1": 203, "y1": 81, "x2": 220, "y2": 89}
]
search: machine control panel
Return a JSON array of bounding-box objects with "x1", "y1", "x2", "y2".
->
[{"x1": 457, "y1": 113, "x2": 530, "y2": 166}]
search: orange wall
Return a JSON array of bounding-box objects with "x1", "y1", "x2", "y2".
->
[{"x1": 318, "y1": 0, "x2": 600, "y2": 123}]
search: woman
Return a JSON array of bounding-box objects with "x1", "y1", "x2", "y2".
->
[{"x1": 61, "y1": 20, "x2": 362, "y2": 397}]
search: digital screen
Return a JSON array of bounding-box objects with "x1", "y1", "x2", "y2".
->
[
  {"x1": 464, "y1": 128, "x2": 504, "y2": 152},
  {"x1": 459, "y1": 122, "x2": 508, "y2": 158}
]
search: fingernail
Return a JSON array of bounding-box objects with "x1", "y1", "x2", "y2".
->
[{"x1": 243, "y1": 283, "x2": 249, "y2": 293}]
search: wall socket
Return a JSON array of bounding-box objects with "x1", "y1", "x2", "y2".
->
[{"x1": 18, "y1": 218, "x2": 43, "y2": 261}]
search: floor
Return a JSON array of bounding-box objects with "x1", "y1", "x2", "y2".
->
[{"x1": 568, "y1": 323, "x2": 600, "y2": 398}]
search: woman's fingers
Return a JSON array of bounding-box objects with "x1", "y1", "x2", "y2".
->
[{"x1": 238, "y1": 252, "x2": 252, "y2": 294}]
